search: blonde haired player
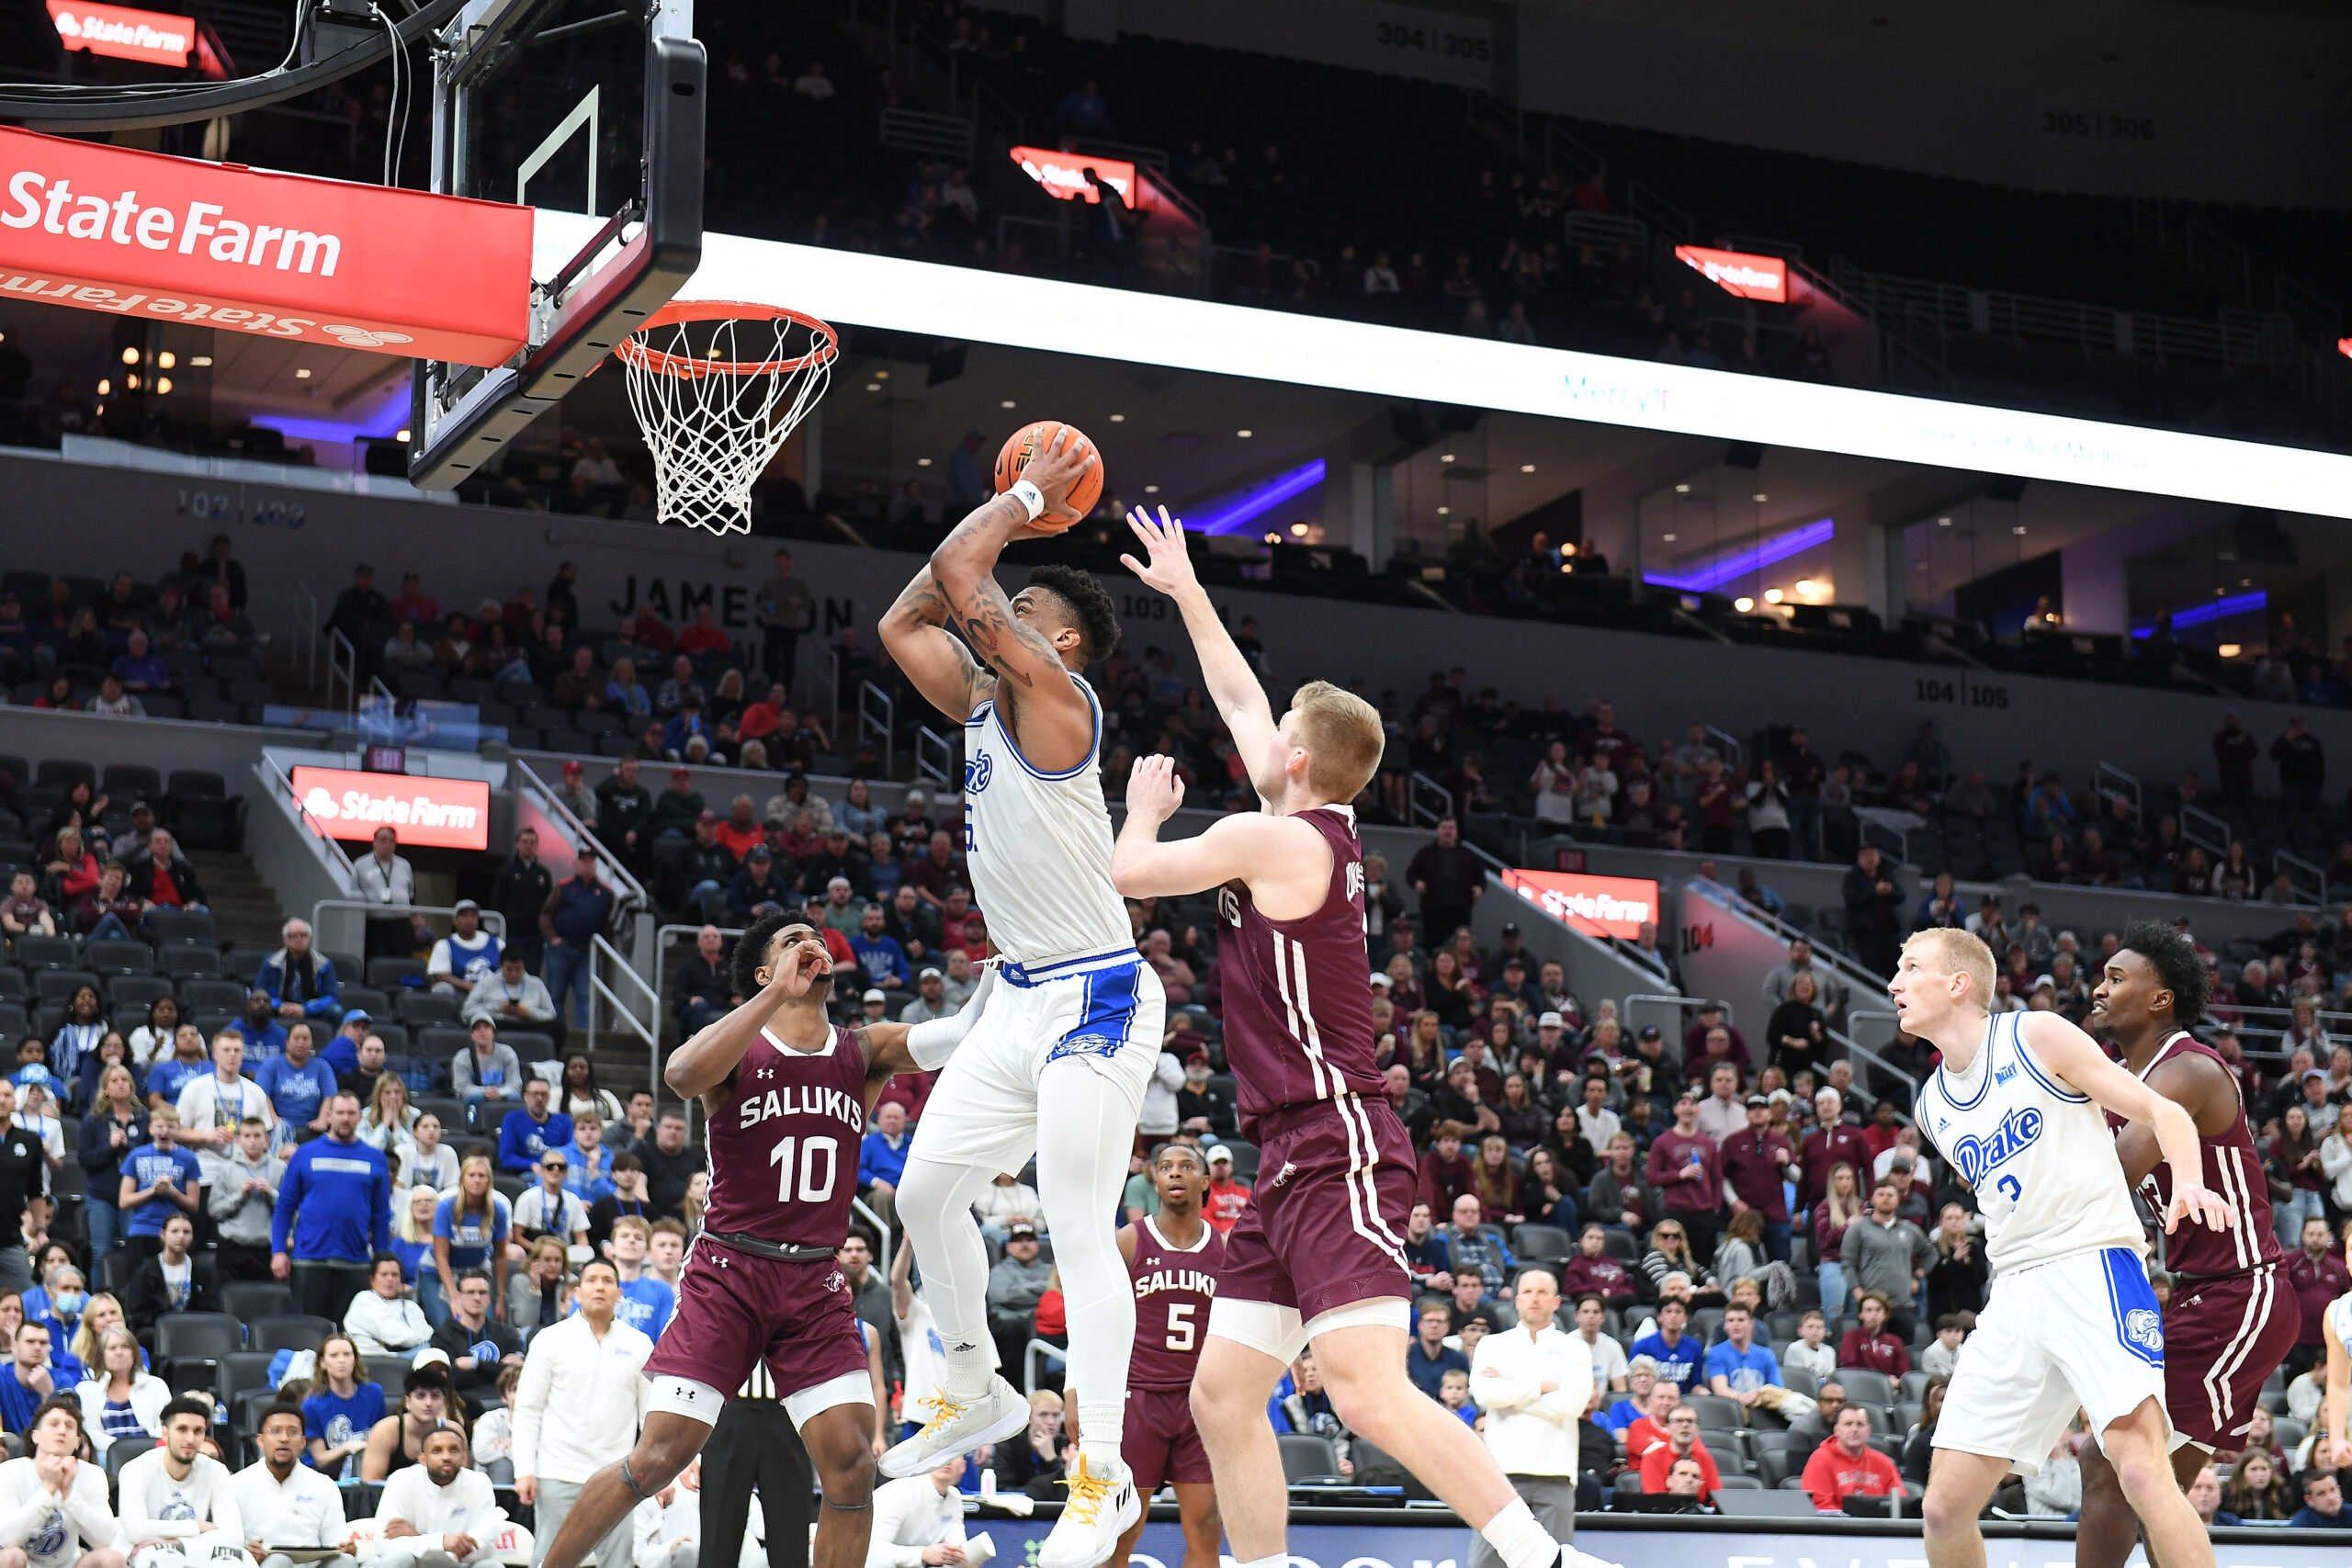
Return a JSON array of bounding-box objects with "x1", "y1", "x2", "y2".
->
[
  {"x1": 876, "y1": 430, "x2": 1166, "y2": 1568},
  {"x1": 1111, "y1": 505, "x2": 1611, "y2": 1568},
  {"x1": 1893, "y1": 928, "x2": 2231, "y2": 1568}
]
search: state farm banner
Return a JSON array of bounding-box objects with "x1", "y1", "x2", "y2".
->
[
  {"x1": 291, "y1": 766, "x2": 491, "y2": 851},
  {"x1": 0, "y1": 126, "x2": 531, "y2": 366},
  {"x1": 1503, "y1": 868, "x2": 1662, "y2": 938}
]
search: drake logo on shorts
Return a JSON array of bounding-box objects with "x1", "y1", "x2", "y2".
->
[
  {"x1": 1951, "y1": 1106, "x2": 2043, "y2": 1186},
  {"x1": 1046, "y1": 1033, "x2": 1124, "y2": 1064},
  {"x1": 2124, "y1": 1308, "x2": 2164, "y2": 1356}
]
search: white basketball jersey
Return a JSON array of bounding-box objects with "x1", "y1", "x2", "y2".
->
[
  {"x1": 1917, "y1": 1010, "x2": 2144, "y2": 1275},
  {"x1": 2328, "y1": 1292, "x2": 2352, "y2": 1358},
  {"x1": 961, "y1": 677, "x2": 1132, "y2": 965}
]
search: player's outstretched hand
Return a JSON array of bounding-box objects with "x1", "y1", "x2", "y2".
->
[
  {"x1": 1023, "y1": 425, "x2": 1097, "y2": 518},
  {"x1": 1126, "y1": 753, "x2": 1185, "y2": 825},
  {"x1": 1120, "y1": 504, "x2": 1199, "y2": 596},
  {"x1": 2166, "y1": 1182, "x2": 2235, "y2": 1233}
]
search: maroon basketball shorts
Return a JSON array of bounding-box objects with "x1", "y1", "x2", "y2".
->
[
  {"x1": 1123, "y1": 1385, "x2": 1212, "y2": 1491},
  {"x1": 2165, "y1": 1263, "x2": 2300, "y2": 1450},
  {"x1": 1213, "y1": 1095, "x2": 1416, "y2": 1362},
  {"x1": 643, "y1": 1234, "x2": 873, "y2": 1428}
]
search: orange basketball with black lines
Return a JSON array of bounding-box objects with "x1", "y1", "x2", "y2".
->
[{"x1": 993, "y1": 420, "x2": 1104, "y2": 529}]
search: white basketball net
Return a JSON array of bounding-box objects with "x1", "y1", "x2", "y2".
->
[{"x1": 618, "y1": 307, "x2": 837, "y2": 536}]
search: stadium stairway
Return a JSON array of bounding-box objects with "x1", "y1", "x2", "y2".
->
[{"x1": 187, "y1": 849, "x2": 290, "y2": 954}]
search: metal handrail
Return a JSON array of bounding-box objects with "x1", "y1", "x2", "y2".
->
[
  {"x1": 1830, "y1": 1009, "x2": 1919, "y2": 1122},
  {"x1": 589, "y1": 932, "x2": 661, "y2": 1096},
  {"x1": 1023, "y1": 1337, "x2": 1069, "y2": 1398},
  {"x1": 852, "y1": 1195, "x2": 890, "y2": 1293},
  {"x1": 512, "y1": 759, "x2": 650, "y2": 915},
  {"x1": 256, "y1": 754, "x2": 356, "y2": 879},
  {"x1": 649, "y1": 921, "x2": 750, "y2": 1048},
  {"x1": 325, "y1": 628, "x2": 356, "y2": 715},
  {"x1": 1859, "y1": 814, "x2": 1910, "y2": 867},
  {"x1": 808, "y1": 645, "x2": 841, "y2": 740},
  {"x1": 914, "y1": 726, "x2": 956, "y2": 788},
  {"x1": 2095, "y1": 762, "x2": 2141, "y2": 821},
  {"x1": 859, "y1": 682, "x2": 896, "y2": 777},
  {"x1": 309, "y1": 899, "x2": 508, "y2": 938},
  {"x1": 1703, "y1": 726, "x2": 1745, "y2": 771},
  {"x1": 2276, "y1": 849, "x2": 2325, "y2": 906},
  {"x1": 1408, "y1": 772, "x2": 1453, "y2": 828},
  {"x1": 2180, "y1": 802, "x2": 2233, "y2": 857},
  {"x1": 1684, "y1": 876, "x2": 1889, "y2": 1016},
  {"x1": 1623, "y1": 992, "x2": 1728, "y2": 1046},
  {"x1": 295, "y1": 581, "x2": 319, "y2": 691}
]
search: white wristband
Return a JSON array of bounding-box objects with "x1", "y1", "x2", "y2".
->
[{"x1": 1008, "y1": 479, "x2": 1046, "y2": 521}]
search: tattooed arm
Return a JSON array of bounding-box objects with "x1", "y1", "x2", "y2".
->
[
  {"x1": 930, "y1": 430, "x2": 1101, "y2": 770},
  {"x1": 879, "y1": 563, "x2": 994, "y2": 722}
]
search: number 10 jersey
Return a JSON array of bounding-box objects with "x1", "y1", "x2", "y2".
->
[
  {"x1": 1916, "y1": 1010, "x2": 2143, "y2": 1275},
  {"x1": 701, "y1": 1021, "x2": 870, "y2": 1248}
]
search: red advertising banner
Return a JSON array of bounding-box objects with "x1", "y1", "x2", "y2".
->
[
  {"x1": 0, "y1": 126, "x2": 533, "y2": 366},
  {"x1": 1010, "y1": 145, "x2": 1137, "y2": 206},
  {"x1": 1502, "y1": 869, "x2": 1661, "y2": 938},
  {"x1": 47, "y1": 2, "x2": 202, "y2": 69},
  {"x1": 291, "y1": 766, "x2": 491, "y2": 852},
  {"x1": 1674, "y1": 244, "x2": 1789, "y2": 304}
]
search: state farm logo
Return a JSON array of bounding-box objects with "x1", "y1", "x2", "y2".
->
[
  {"x1": 52, "y1": 7, "x2": 189, "y2": 57},
  {"x1": 290, "y1": 766, "x2": 491, "y2": 852},
  {"x1": 4, "y1": 173, "x2": 341, "y2": 276},
  {"x1": 303, "y1": 783, "x2": 479, "y2": 830},
  {"x1": 322, "y1": 325, "x2": 413, "y2": 348}
]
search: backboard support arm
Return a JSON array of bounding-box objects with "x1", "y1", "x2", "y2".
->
[{"x1": 408, "y1": 0, "x2": 703, "y2": 490}]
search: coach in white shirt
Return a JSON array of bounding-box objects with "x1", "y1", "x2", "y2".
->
[
  {"x1": 865, "y1": 1458, "x2": 992, "y2": 1568},
  {"x1": 374, "y1": 1426, "x2": 503, "y2": 1568},
  {"x1": 1467, "y1": 1269, "x2": 1591, "y2": 1566},
  {"x1": 233, "y1": 1402, "x2": 353, "y2": 1568},
  {"x1": 514, "y1": 1260, "x2": 652, "y2": 1568}
]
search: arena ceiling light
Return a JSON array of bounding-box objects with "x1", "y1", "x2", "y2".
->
[
  {"x1": 1644, "y1": 518, "x2": 1836, "y2": 593},
  {"x1": 1187, "y1": 458, "x2": 1328, "y2": 536},
  {"x1": 548, "y1": 219, "x2": 2352, "y2": 522},
  {"x1": 2131, "y1": 589, "x2": 2267, "y2": 637}
]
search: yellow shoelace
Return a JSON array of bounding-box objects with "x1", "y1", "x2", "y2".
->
[
  {"x1": 1057, "y1": 1455, "x2": 1118, "y2": 1525},
  {"x1": 913, "y1": 1390, "x2": 971, "y2": 1438}
]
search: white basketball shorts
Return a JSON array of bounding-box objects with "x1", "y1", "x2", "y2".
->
[
  {"x1": 907, "y1": 952, "x2": 1166, "y2": 1173},
  {"x1": 1934, "y1": 1244, "x2": 2168, "y2": 1475}
]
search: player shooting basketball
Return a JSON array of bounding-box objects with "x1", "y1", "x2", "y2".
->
[{"x1": 876, "y1": 425, "x2": 1170, "y2": 1568}]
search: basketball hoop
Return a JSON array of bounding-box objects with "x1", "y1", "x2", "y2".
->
[{"x1": 617, "y1": 300, "x2": 838, "y2": 536}]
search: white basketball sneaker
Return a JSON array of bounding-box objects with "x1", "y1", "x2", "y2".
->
[
  {"x1": 879, "y1": 1375, "x2": 1031, "y2": 1479},
  {"x1": 1038, "y1": 1452, "x2": 1140, "y2": 1568}
]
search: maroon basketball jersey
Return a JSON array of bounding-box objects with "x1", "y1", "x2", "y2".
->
[
  {"x1": 702, "y1": 1021, "x2": 869, "y2": 1248},
  {"x1": 2104, "y1": 1031, "x2": 2280, "y2": 1278},
  {"x1": 1128, "y1": 1214, "x2": 1224, "y2": 1392},
  {"x1": 1217, "y1": 806, "x2": 1382, "y2": 1136}
]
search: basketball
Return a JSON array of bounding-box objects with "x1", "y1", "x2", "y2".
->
[{"x1": 993, "y1": 420, "x2": 1104, "y2": 528}]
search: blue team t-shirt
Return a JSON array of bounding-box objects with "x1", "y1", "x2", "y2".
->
[
  {"x1": 613, "y1": 1277, "x2": 674, "y2": 1340},
  {"x1": 1629, "y1": 1329, "x2": 1702, "y2": 1389},
  {"x1": 0, "y1": 1369, "x2": 44, "y2": 1435},
  {"x1": 120, "y1": 1143, "x2": 203, "y2": 1236},
  {"x1": 1702, "y1": 1340, "x2": 1784, "y2": 1395},
  {"x1": 144, "y1": 1057, "x2": 207, "y2": 1108},
  {"x1": 302, "y1": 1382, "x2": 386, "y2": 1474},
  {"x1": 256, "y1": 1057, "x2": 341, "y2": 1127},
  {"x1": 433, "y1": 1192, "x2": 511, "y2": 1269}
]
